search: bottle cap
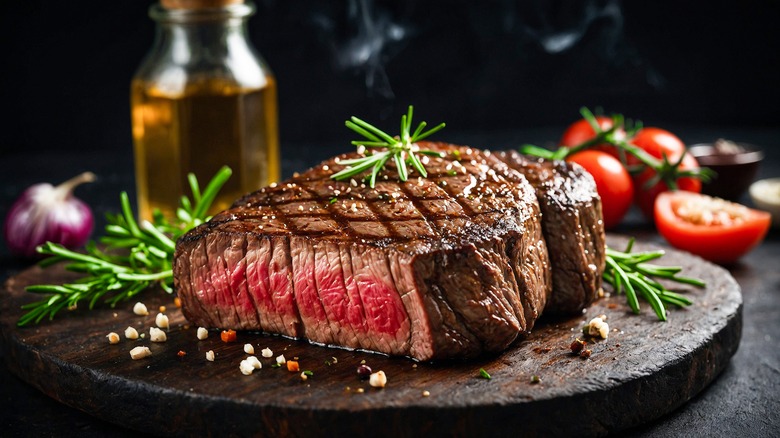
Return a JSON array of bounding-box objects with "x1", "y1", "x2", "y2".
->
[{"x1": 160, "y1": 0, "x2": 243, "y2": 9}]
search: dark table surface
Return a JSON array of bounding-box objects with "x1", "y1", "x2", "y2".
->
[{"x1": 1, "y1": 126, "x2": 778, "y2": 437}]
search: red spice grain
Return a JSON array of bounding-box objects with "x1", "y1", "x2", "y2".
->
[{"x1": 220, "y1": 329, "x2": 237, "y2": 343}]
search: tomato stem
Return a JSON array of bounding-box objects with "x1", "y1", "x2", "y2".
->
[{"x1": 519, "y1": 108, "x2": 715, "y2": 193}]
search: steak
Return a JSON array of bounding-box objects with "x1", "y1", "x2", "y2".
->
[
  {"x1": 174, "y1": 143, "x2": 552, "y2": 361},
  {"x1": 495, "y1": 151, "x2": 606, "y2": 314}
]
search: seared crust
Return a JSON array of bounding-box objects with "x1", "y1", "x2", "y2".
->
[
  {"x1": 495, "y1": 151, "x2": 607, "y2": 314},
  {"x1": 174, "y1": 143, "x2": 552, "y2": 360}
]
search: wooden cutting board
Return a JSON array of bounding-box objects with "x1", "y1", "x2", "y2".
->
[{"x1": 0, "y1": 237, "x2": 742, "y2": 436}]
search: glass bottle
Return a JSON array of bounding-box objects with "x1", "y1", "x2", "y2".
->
[{"x1": 131, "y1": 0, "x2": 279, "y2": 221}]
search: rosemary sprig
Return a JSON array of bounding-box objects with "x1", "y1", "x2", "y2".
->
[
  {"x1": 603, "y1": 238, "x2": 704, "y2": 321},
  {"x1": 17, "y1": 166, "x2": 232, "y2": 327},
  {"x1": 331, "y1": 105, "x2": 446, "y2": 187},
  {"x1": 519, "y1": 107, "x2": 715, "y2": 188}
]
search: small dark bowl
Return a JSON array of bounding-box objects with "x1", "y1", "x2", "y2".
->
[{"x1": 688, "y1": 140, "x2": 764, "y2": 201}]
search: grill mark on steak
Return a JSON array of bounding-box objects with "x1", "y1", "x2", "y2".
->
[{"x1": 176, "y1": 143, "x2": 557, "y2": 360}]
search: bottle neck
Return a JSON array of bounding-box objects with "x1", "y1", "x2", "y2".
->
[
  {"x1": 150, "y1": 3, "x2": 255, "y2": 62},
  {"x1": 136, "y1": 1, "x2": 270, "y2": 94}
]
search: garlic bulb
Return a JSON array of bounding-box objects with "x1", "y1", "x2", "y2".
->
[{"x1": 4, "y1": 172, "x2": 95, "y2": 258}]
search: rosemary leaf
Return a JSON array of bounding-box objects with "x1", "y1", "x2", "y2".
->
[
  {"x1": 17, "y1": 167, "x2": 232, "y2": 327},
  {"x1": 332, "y1": 106, "x2": 446, "y2": 187},
  {"x1": 603, "y1": 241, "x2": 705, "y2": 321}
]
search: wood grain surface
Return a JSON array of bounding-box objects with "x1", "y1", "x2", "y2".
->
[{"x1": 0, "y1": 237, "x2": 742, "y2": 437}]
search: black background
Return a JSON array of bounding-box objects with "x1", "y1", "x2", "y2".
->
[
  {"x1": 1, "y1": 0, "x2": 779, "y2": 156},
  {"x1": 2, "y1": 2, "x2": 780, "y2": 436}
]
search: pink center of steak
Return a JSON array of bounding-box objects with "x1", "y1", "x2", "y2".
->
[{"x1": 174, "y1": 142, "x2": 555, "y2": 361}]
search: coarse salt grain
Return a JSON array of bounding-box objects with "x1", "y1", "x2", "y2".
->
[
  {"x1": 369, "y1": 370, "x2": 387, "y2": 388},
  {"x1": 130, "y1": 346, "x2": 151, "y2": 360},
  {"x1": 106, "y1": 332, "x2": 120, "y2": 344},
  {"x1": 587, "y1": 317, "x2": 609, "y2": 339},
  {"x1": 197, "y1": 327, "x2": 209, "y2": 340},
  {"x1": 124, "y1": 326, "x2": 139, "y2": 340},
  {"x1": 206, "y1": 350, "x2": 215, "y2": 361},
  {"x1": 239, "y1": 360, "x2": 255, "y2": 376},
  {"x1": 150, "y1": 327, "x2": 167, "y2": 343},
  {"x1": 155, "y1": 313, "x2": 169, "y2": 329},
  {"x1": 261, "y1": 348, "x2": 273, "y2": 358},
  {"x1": 133, "y1": 302, "x2": 148, "y2": 316},
  {"x1": 244, "y1": 344, "x2": 255, "y2": 354},
  {"x1": 245, "y1": 355, "x2": 262, "y2": 369}
]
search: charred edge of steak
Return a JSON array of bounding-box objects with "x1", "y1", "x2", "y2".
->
[
  {"x1": 174, "y1": 143, "x2": 552, "y2": 361},
  {"x1": 495, "y1": 150, "x2": 606, "y2": 314}
]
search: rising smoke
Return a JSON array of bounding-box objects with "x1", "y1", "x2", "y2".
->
[{"x1": 305, "y1": 0, "x2": 661, "y2": 101}]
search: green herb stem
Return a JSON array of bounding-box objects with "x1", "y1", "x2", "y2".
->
[
  {"x1": 17, "y1": 166, "x2": 232, "y2": 327},
  {"x1": 519, "y1": 107, "x2": 715, "y2": 189},
  {"x1": 604, "y1": 238, "x2": 704, "y2": 321},
  {"x1": 331, "y1": 105, "x2": 445, "y2": 187}
]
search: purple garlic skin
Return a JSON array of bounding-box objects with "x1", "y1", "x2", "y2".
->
[{"x1": 4, "y1": 172, "x2": 95, "y2": 258}]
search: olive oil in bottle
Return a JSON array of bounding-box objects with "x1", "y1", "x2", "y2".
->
[{"x1": 131, "y1": 0, "x2": 279, "y2": 221}]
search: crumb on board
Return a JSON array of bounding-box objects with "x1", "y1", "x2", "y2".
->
[
  {"x1": 106, "y1": 332, "x2": 120, "y2": 344},
  {"x1": 124, "y1": 327, "x2": 139, "y2": 340},
  {"x1": 133, "y1": 302, "x2": 148, "y2": 316},
  {"x1": 150, "y1": 327, "x2": 167, "y2": 343},
  {"x1": 155, "y1": 313, "x2": 169, "y2": 329},
  {"x1": 130, "y1": 346, "x2": 151, "y2": 360},
  {"x1": 369, "y1": 370, "x2": 387, "y2": 388}
]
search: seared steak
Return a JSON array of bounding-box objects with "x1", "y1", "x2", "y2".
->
[
  {"x1": 495, "y1": 151, "x2": 606, "y2": 314},
  {"x1": 174, "y1": 143, "x2": 552, "y2": 361}
]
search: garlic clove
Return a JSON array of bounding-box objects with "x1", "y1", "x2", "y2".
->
[{"x1": 4, "y1": 172, "x2": 95, "y2": 258}]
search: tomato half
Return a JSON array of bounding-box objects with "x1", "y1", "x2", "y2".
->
[
  {"x1": 560, "y1": 116, "x2": 625, "y2": 156},
  {"x1": 567, "y1": 150, "x2": 634, "y2": 229},
  {"x1": 655, "y1": 191, "x2": 770, "y2": 264}
]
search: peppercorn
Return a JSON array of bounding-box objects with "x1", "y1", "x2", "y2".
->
[
  {"x1": 357, "y1": 364, "x2": 372, "y2": 380},
  {"x1": 570, "y1": 338, "x2": 586, "y2": 354}
]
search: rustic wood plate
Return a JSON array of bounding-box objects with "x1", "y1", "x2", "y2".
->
[{"x1": 0, "y1": 236, "x2": 741, "y2": 436}]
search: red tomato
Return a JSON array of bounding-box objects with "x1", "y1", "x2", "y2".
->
[
  {"x1": 567, "y1": 150, "x2": 634, "y2": 229},
  {"x1": 655, "y1": 191, "x2": 770, "y2": 264},
  {"x1": 634, "y1": 152, "x2": 702, "y2": 218},
  {"x1": 629, "y1": 127, "x2": 700, "y2": 219},
  {"x1": 560, "y1": 116, "x2": 625, "y2": 156},
  {"x1": 628, "y1": 127, "x2": 686, "y2": 166}
]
